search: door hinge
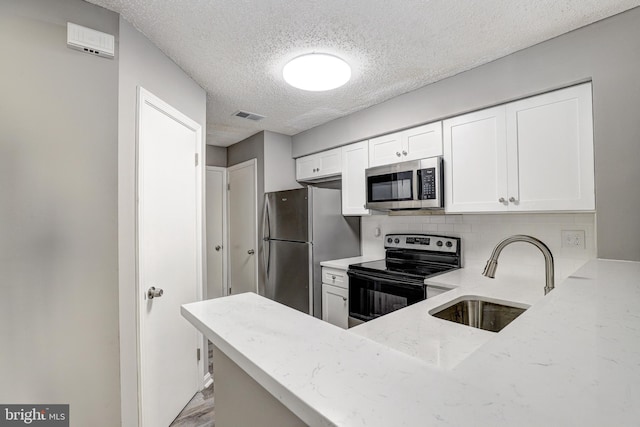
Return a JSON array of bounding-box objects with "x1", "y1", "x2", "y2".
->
[
  {"x1": 228, "y1": 287, "x2": 232, "y2": 294},
  {"x1": 227, "y1": 183, "x2": 231, "y2": 191},
  {"x1": 195, "y1": 153, "x2": 199, "y2": 166},
  {"x1": 197, "y1": 348, "x2": 201, "y2": 362}
]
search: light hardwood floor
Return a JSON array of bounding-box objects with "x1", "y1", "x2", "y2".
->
[{"x1": 169, "y1": 382, "x2": 215, "y2": 427}]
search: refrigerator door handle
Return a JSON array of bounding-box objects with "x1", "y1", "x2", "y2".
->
[{"x1": 262, "y1": 194, "x2": 271, "y2": 279}]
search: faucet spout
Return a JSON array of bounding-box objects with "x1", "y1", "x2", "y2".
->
[{"x1": 482, "y1": 235, "x2": 555, "y2": 295}]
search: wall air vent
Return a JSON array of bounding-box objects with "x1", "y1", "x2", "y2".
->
[
  {"x1": 233, "y1": 110, "x2": 266, "y2": 121},
  {"x1": 67, "y1": 23, "x2": 115, "y2": 59}
]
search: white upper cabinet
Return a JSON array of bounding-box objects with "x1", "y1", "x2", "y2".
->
[
  {"x1": 444, "y1": 83, "x2": 594, "y2": 213},
  {"x1": 444, "y1": 105, "x2": 509, "y2": 212},
  {"x1": 296, "y1": 147, "x2": 342, "y2": 182},
  {"x1": 369, "y1": 122, "x2": 443, "y2": 167},
  {"x1": 341, "y1": 141, "x2": 369, "y2": 216},
  {"x1": 505, "y1": 84, "x2": 594, "y2": 211}
]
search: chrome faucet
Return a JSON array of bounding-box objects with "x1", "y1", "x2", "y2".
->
[{"x1": 482, "y1": 235, "x2": 555, "y2": 295}]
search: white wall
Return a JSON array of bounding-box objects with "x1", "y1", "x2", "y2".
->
[
  {"x1": 118, "y1": 17, "x2": 207, "y2": 427},
  {"x1": 362, "y1": 213, "x2": 596, "y2": 282},
  {"x1": 0, "y1": 1, "x2": 121, "y2": 425}
]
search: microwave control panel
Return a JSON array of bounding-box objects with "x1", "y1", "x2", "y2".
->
[{"x1": 418, "y1": 168, "x2": 437, "y2": 200}]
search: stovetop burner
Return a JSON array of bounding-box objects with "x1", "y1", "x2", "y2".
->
[{"x1": 349, "y1": 233, "x2": 461, "y2": 282}]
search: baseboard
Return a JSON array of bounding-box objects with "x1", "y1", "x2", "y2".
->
[{"x1": 203, "y1": 371, "x2": 213, "y2": 388}]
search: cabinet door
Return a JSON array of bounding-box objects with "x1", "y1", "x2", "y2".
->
[
  {"x1": 315, "y1": 147, "x2": 342, "y2": 178},
  {"x1": 341, "y1": 141, "x2": 369, "y2": 216},
  {"x1": 443, "y1": 105, "x2": 509, "y2": 213},
  {"x1": 402, "y1": 122, "x2": 443, "y2": 161},
  {"x1": 368, "y1": 132, "x2": 403, "y2": 167},
  {"x1": 506, "y1": 83, "x2": 594, "y2": 211},
  {"x1": 296, "y1": 155, "x2": 317, "y2": 181},
  {"x1": 322, "y1": 283, "x2": 348, "y2": 329}
]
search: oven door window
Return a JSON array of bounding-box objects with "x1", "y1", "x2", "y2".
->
[
  {"x1": 367, "y1": 171, "x2": 413, "y2": 202},
  {"x1": 348, "y1": 271, "x2": 425, "y2": 322}
]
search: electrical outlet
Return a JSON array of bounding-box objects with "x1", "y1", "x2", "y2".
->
[{"x1": 561, "y1": 230, "x2": 585, "y2": 249}]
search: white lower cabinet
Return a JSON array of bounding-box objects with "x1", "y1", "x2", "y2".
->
[{"x1": 321, "y1": 267, "x2": 349, "y2": 329}]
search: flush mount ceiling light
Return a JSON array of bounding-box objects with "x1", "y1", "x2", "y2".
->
[{"x1": 283, "y1": 53, "x2": 351, "y2": 91}]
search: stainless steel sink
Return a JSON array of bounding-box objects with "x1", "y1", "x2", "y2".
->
[{"x1": 430, "y1": 297, "x2": 528, "y2": 332}]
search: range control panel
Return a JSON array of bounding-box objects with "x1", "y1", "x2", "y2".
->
[{"x1": 384, "y1": 233, "x2": 458, "y2": 253}]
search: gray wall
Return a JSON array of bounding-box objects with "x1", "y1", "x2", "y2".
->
[
  {"x1": 206, "y1": 144, "x2": 228, "y2": 167},
  {"x1": 292, "y1": 7, "x2": 640, "y2": 262},
  {"x1": 118, "y1": 17, "x2": 207, "y2": 427},
  {"x1": 264, "y1": 131, "x2": 302, "y2": 193},
  {"x1": 0, "y1": 1, "x2": 121, "y2": 426}
]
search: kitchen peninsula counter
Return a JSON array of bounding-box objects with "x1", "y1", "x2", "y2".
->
[{"x1": 181, "y1": 259, "x2": 640, "y2": 426}]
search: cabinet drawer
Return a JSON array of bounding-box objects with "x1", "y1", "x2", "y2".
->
[{"x1": 322, "y1": 267, "x2": 347, "y2": 288}]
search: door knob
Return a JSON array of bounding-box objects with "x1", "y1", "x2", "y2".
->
[
  {"x1": 498, "y1": 197, "x2": 506, "y2": 203},
  {"x1": 215, "y1": 245, "x2": 222, "y2": 251},
  {"x1": 396, "y1": 152, "x2": 401, "y2": 157},
  {"x1": 509, "y1": 197, "x2": 517, "y2": 203},
  {"x1": 247, "y1": 249, "x2": 255, "y2": 255},
  {"x1": 147, "y1": 286, "x2": 164, "y2": 299},
  {"x1": 402, "y1": 150, "x2": 407, "y2": 156}
]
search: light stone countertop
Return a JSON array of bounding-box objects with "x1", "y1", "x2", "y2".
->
[
  {"x1": 182, "y1": 259, "x2": 640, "y2": 426},
  {"x1": 319, "y1": 256, "x2": 382, "y2": 270}
]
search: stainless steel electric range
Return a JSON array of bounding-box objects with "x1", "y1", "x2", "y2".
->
[{"x1": 347, "y1": 233, "x2": 461, "y2": 326}]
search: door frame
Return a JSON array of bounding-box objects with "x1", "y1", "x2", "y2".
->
[
  {"x1": 205, "y1": 166, "x2": 228, "y2": 298},
  {"x1": 226, "y1": 159, "x2": 259, "y2": 294},
  {"x1": 136, "y1": 87, "x2": 204, "y2": 426}
]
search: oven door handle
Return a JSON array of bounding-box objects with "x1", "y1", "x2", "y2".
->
[{"x1": 347, "y1": 270, "x2": 423, "y2": 286}]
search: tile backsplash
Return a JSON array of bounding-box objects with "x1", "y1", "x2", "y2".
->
[{"x1": 361, "y1": 212, "x2": 596, "y2": 281}]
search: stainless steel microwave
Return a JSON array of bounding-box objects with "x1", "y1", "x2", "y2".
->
[{"x1": 365, "y1": 156, "x2": 443, "y2": 211}]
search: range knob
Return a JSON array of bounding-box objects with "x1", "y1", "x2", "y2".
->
[
  {"x1": 436, "y1": 240, "x2": 443, "y2": 247},
  {"x1": 446, "y1": 241, "x2": 453, "y2": 248},
  {"x1": 387, "y1": 237, "x2": 393, "y2": 244},
  {"x1": 394, "y1": 238, "x2": 400, "y2": 244}
]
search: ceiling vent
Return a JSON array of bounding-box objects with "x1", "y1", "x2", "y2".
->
[{"x1": 233, "y1": 110, "x2": 266, "y2": 121}]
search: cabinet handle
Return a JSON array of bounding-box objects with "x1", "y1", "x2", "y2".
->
[
  {"x1": 402, "y1": 150, "x2": 407, "y2": 156},
  {"x1": 332, "y1": 275, "x2": 336, "y2": 280},
  {"x1": 509, "y1": 197, "x2": 517, "y2": 203},
  {"x1": 498, "y1": 197, "x2": 506, "y2": 203},
  {"x1": 396, "y1": 152, "x2": 401, "y2": 157},
  {"x1": 342, "y1": 297, "x2": 347, "y2": 302}
]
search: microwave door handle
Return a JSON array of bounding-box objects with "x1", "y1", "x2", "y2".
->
[{"x1": 413, "y1": 169, "x2": 420, "y2": 202}]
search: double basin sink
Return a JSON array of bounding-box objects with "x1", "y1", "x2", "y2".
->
[{"x1": 430, "y1": 296, "x2": 529, "y2": 333}]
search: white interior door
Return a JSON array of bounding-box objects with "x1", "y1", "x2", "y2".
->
[
  {"x1": 137, "y1": 88, "x2": 202, "y2": 427},
  {"x1": 227, "y1": 159, "x2": 258, "y2": 295},
  {"x1": 206, "y1": 167, "x2": 226, "y2": 299}
]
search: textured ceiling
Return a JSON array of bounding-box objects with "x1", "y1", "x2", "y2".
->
[{"x1": 88, "y1": 0, "x2": 640, "y2": 147}]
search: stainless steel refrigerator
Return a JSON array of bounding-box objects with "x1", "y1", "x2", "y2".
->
[{"x1": 262, "y1": 187, "x2": 360, "y2": 317}]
